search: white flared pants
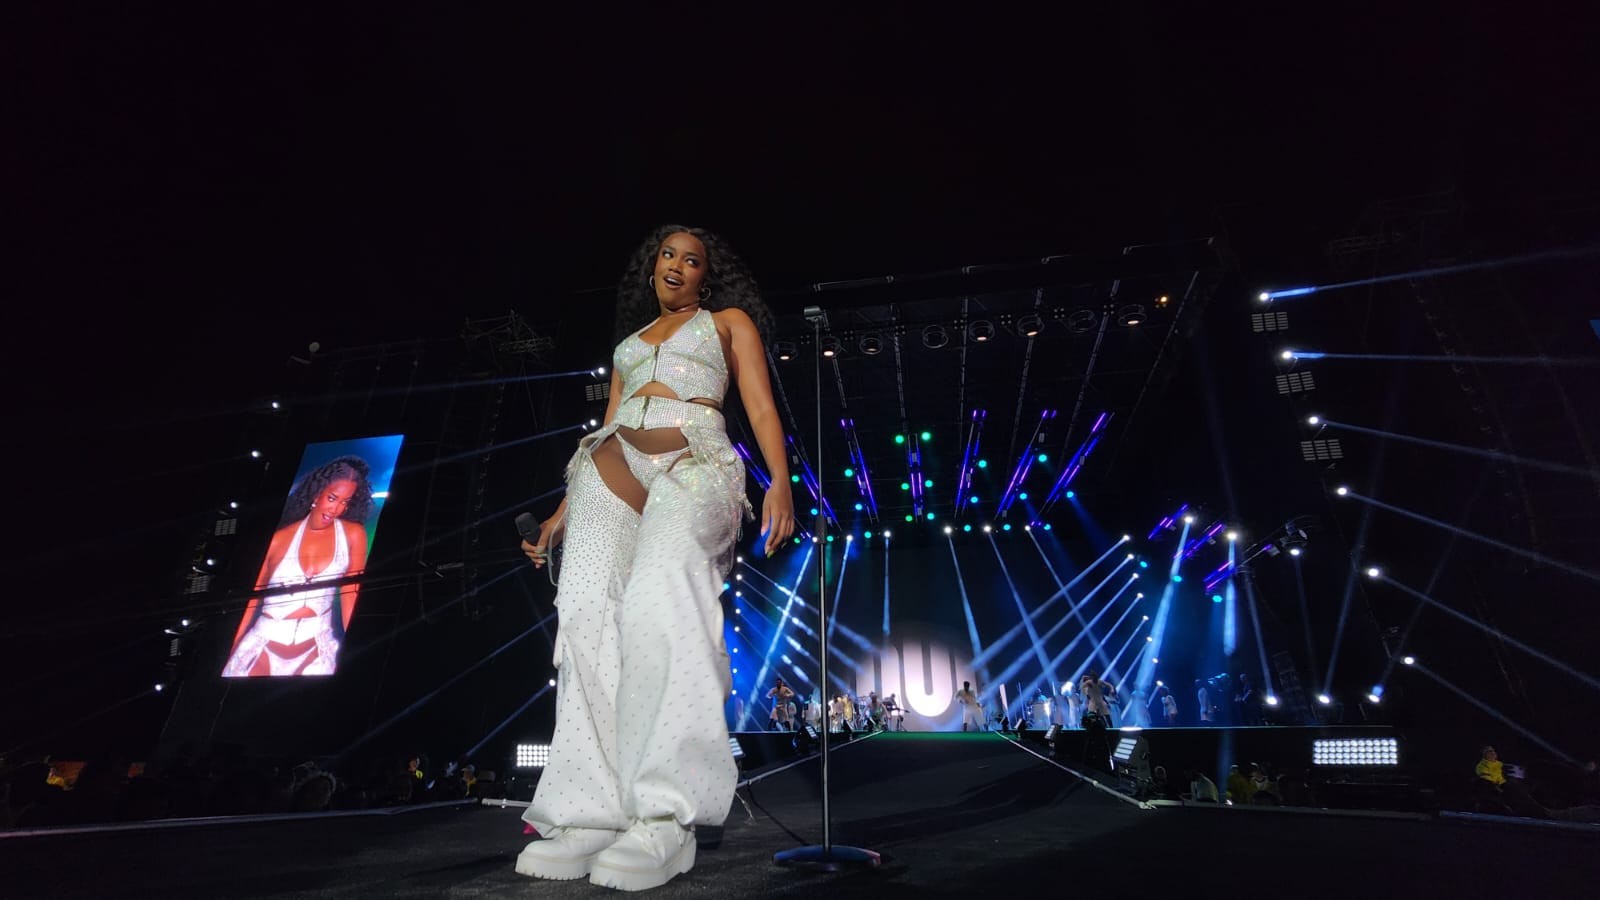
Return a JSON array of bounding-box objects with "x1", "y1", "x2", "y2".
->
[{"x1": 523, "y1": 433, "x2": 741, "y2": 834}]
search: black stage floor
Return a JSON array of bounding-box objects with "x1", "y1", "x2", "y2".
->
[{"x1": 4, "y1": 733, "x2": 1593, "y2": 898}]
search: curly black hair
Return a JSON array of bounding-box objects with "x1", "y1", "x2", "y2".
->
[
  {"x1": 612, "y1": 224, "x2": 775, "y2": 347},
  {"x1": 279, "y1": 455, "x2": 376, "y2": 528}
]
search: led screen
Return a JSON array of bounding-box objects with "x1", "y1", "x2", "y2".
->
[{"x1": 221, "y1": 434, "x2": 404, "y2": 677}]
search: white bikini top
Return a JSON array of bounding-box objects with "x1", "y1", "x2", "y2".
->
[{"x1": 262, "y1": 515, "x2": 350, "y2": 617}]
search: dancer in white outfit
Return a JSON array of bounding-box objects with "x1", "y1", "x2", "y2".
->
[
  {"x1": 223, "y1": 457, "x2": 372, "y2": 677},
  {"x1": 516, "y1": 226, "x2": 795, "y2": 891},
  {"x1": 955, "y1": 681, "x2": 985, "y2": 731}
]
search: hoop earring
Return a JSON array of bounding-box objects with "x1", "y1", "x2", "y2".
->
[
  {"x1": 699, "y1": 286, "x2": 711, "y2": 301},
  {"x1": 648, "y1": 275, "x2": 656, "y2": 289}
]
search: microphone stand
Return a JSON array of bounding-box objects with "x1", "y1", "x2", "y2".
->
[{"x1": 774, "y1": 306, "x2": 880, "y2": 872}]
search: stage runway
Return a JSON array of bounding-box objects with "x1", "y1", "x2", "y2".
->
[{"x1": 4, "y1": 733, "x2": 1591, "y2": 898}]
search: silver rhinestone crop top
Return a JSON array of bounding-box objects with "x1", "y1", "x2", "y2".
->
[{"x1": 614, "y1": 308, "x2": 730, "y2": 407}]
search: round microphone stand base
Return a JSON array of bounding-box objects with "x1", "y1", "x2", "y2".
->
[{"x1": 773, "y1": 844, "x2": 882, "y2": 872}]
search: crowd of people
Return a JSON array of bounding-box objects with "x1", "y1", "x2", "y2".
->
[{"x1": 0, "y1": 745, "x2": 501, "y2": 829}]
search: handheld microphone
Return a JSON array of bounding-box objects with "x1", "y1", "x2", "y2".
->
[{"x1": 514, "y1": 512, "x2": 540, "y2": 543}]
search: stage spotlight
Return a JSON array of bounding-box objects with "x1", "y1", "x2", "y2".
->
[
  {"x1": 1142, "y1": 615, "x2": 1149, "y2": 621},
  {"x1": 736, "y1": 555, "x2": 743, "y2": 563},
  {"x1": 969, "y1": 320, "x2": 995, "y2": 342},
  {"x1": 1183, "y1": 515, "x2": 1195, "y2": 525},
  {"x1": 1280, "y1": 350, "x2": 1296, "y2": 361},
  {"x1": 548, "y1": 678, "x2": 557, "y2": 687},
  {"x1": 924, "y1": 478, "x2": 934, "y2": 487},
  {"x1": 1336, "y1": 486, "x2": 1349, "y2": 496},
  {"x1": 859, "y1": 332, "x2": 884, "y2": 355},
  {"x1": 733, "y1": 625, "x2": 740, "y2": 632},
  {"x1": 774, "y1": 341, "x2": 797, "y2": 361},
  {"x1": 883, "y1": 530, "x2": 891, "y2": 538},
  {"x1": 1151, "y1": 658, "x2": 1159, "y2": 664},
  {"x1": 1023, "y1": 525, "x2": 1031, "y2": 531},
  {"x1": 596, "y1": 366, "x2": 607, "y2": 375},
  {"x1": 515, "y1": 743, "x2": 551, "y2": 769},
  {"x1": 1019, "y1": 491, "x2": 1029, "y2": 500},
  {"x1": 1066, "y1": 490, "x2": 1076, "y2": 499},
  {"x1": 1211, "y1": 594, "x2": 1223, "y2": 604},
  {"x1": 1156, "y1": 294, "x2": 1169, "y2": 307},
  {"x1": 228, "y1": 500, "x2": 239, "y2": 510},
  {"x1": 1289, "y1": 547, "x2": 1302, "y2": 557},
  {"x1": 1127, "y1": 553, "x2": 1135, "y2": 560},
  {"x1": 963, "y1": 524, "x2": 972, "y2": 532},
  {"x1": 249, "y1": 450, "x2": 262, "y2": 459},
  {"x1": 920, "y1": 430, "x2": 933, "y2": 441},
  {"x1": 922, "y1": 324, "x2": 949, "y2": 349},
  {"x1": 270, "y1": 400, "x2": 282, "y2": 410},
  {"x1": 1156, "y1": 680, "x2": 1164, "y2": 687},
  {"x1": 1043, "y1": 524, "x2": 1051, "y2": 530},
  {"x1": 1306, "y1": 415, "x2": 1321, "y2": 426},
  {"x1": 1121, "y1": 534, "x2": 1131, "y2": 542},
  {"x1": 1171, "y1": 575, "x2": 1182, "y2": 583},
  {"x1": 1117, "y1": 304, "x2": 1147, "y2": 326},
  {"x1": 1259, "y1": 291, "x2": 1271, "y2": 302},
  {"x1": 1146, "y1": 636, "x2": 1154, "y2": 642},
  {"x1": 820, "y1": 336, "x2": 841, "y2": 358},
  {"x1": 1366, "y1": 566, "x2": 1382, "y2": 579},
  {"x1": 895, "y1": 434, "x2": 906, "y2": 445},
  {"x1": 1366, "y1": 689, "x2": 1383, "y2": 704},
  {"x1": 1226, "y1": 531, "x2": 1238, "y2": 541},
  {"x1": 1317, "y1": 694, "x2": 1332, "y2": 705},
  {"x1": 855, "y1": 502, "x2": 864, "y2": 511},
  {"x1": 589, "y1": 418, "x2": 598, "y2": 427},
  {"x1": 1313, "y1": 737, "x2": 1399, "y2": 767},
  {"x1": 1017, "y1": 314, "x2": 1043, "y2": 337},
  {"x1": 1402, "y1": 655, "x2": 1415, "y2": 666},
  {"x1": 983, "y1": 525, "x2": 993, "y2": 533},
  {"x1": 944, "y1": 525, "x2": 953, "y2": 534},
  {"x1": 977, "y1": 458, "x2": 988, "y2": 468},
  {"x1": 1264, "y1": 695, "x2": 1279, "y2": 706},
  {"x1": 846, "y1": 534, "x2": 854, "y2": 542},
  {"x1": 1067, "y1": 308, "x2": 1097, "y2": 333},
  {"x1": 969, "y1": 496, "x2": 979, "y2": 504}
]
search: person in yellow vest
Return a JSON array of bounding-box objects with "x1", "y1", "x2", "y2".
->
[
  {"x1": 1476, "y1": 745, "x2": 1548, "y2": 818},
  {"x1": 1475, "y1": 746, "x2": 1506, "y2": 787}
]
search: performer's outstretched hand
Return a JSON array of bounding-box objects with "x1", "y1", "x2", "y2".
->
[{"x1": 761, "y1": 483, "x2": 796, "y2": 557}]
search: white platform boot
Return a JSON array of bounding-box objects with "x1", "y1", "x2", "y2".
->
[{"x1": 588, "y1": 818, "x2": 696, "y2": 891}]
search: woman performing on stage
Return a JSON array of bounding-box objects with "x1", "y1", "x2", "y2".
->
[{"x1": 515, "y1": 226, "x2": 795, "y2": 891}]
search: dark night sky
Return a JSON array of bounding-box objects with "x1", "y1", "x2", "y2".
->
[{"x1": 6, "y1": 4, "x2": 1598, "y2": 759}]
